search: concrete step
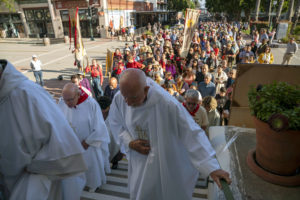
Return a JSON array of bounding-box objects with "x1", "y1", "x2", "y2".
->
[{"x1": 81, "y1": 159, "x2": 208, "y2": 200}]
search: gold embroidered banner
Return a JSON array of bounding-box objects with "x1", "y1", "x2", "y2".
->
[
  {"x1": 105, "y1": 49, "x2": 114, "y2": 76},
  {"x1": 180, "y1": 9, "x2": 201, "y2": 57}
]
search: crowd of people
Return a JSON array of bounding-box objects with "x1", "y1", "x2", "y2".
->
[
  {"x1": 107, "y1": 22, "x2": 275, "y2": 130},
  {"x1": 1, "y1": 20, "x2": 298, "y2": 200}
]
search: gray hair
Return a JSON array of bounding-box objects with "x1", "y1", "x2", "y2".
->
[
  {"x1": 185, "y1": 89, "x2": 202, "y2": 101},
  {"x1": 204, "y1": 73, "x2": 212, "y2": 79},
  {"x1": 176, "y1": 75, "x2": 183, "y2": 81}
]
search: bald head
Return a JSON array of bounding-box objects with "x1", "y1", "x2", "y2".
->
[
  {"x1": 63, "y1": 83, "x2": 79, "y2": 95},
  {"x1": 109, "y1": 77, "x2": 118, "y2": 89},
  {"x1": 119, "y1": 69, "x2": 149, "y2": 107},
  {"x1": 62, "y1": 83, "x2": 80, "y2": 108},
  {"x1": 120, "y1": 69, "x2": 147, "y2": 90}
]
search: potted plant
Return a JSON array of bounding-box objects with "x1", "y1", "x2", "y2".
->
[{"x1": 248, "y1": 82, "x2": 300, "y2": 178}]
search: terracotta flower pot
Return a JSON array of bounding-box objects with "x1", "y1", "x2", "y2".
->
[{"x1": 253, "y1": 116, "x2": 300, "y2": 176}]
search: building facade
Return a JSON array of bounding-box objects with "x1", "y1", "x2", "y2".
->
[
  {"x1": 0, "y1": 0, "x2": 170, "y2": 39},
  {"x1": 0, "y1": 0, "x2": 64, "y2": 38}
]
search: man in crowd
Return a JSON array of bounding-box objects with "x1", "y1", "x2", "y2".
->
[
  {"x1": 0, "y1": 60, "x2": 87, "y2": 200},
  {"x1": 281, "y1": 37, "x2": 298, "y2": 65},
  {"x1": 198, "y1": 73, "x2": 216, "y2": 98},
  {"x1": 196, "y1": 64, "x2": 214, "y2": 85},
  {"x1": 30, "y1": 54, "x2": 44, "y2": 86},
  {"x1": 71, "y1": 74, "x2": 92, "y2": 96},
  {"x1": 104, "y1": 77, "x2": 119, "y2": 100},
  {"x1": 77, "y1": 71, "x2": 91, "y2": 92},
  {"x1": 183, "y1": 89, "x2": 209, "y2": 131},
  {"x1": 85, "y1": 59, "x2": 104, "y2": 100},
  {"x1": 109, "y1": 69, "x2": 231, "y2": 200},
  {"x1": 239, "y1": 45, "x2": 254, "y2": 63},
  {"x1": 58, "y1": 83, "x2": 110, "y2": 192}
]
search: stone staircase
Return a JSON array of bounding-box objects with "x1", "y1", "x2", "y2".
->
[{"x1": 81, "y1": 160, "x2": 208, "y2": 200}]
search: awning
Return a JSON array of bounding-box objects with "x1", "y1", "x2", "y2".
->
[{"x1": 134, "y1": 11, "x2": 170, "y2": 14}]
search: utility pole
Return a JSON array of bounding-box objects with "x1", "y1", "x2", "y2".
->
[{"x1": 86, "y1": 0, "x2": 94, "y2": 41}]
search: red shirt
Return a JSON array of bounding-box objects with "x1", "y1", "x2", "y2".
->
[
  {"x1": 159, "y1": 60, "x2": 166, "y2": 69},
  {"x1": 85, "y1": 64, "x2": 103, "y2": 84},
  {"x1": 213, "y1": 48, "x2": 219, "y2": 57},
  {"x1": 126, "y1": 61, "x2": 142, "y2": 69}
]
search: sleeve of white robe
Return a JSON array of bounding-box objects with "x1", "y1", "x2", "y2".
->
[
  {"x1": 108, "y1": 93, "x2": 133, "y2": 156},
  {"x1": 8, "y1": 83, "x2": 87, "y2": 178},
  {"x1": 171, "y1": 101, "x2": 221, "y2": 177},
  {"x1": 85, "y1": 98, "x2": 110, "y2": 148}
]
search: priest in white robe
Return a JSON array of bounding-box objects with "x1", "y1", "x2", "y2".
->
[
  {"x1": 109, "y1": 69, "x2": 231, "y2": 200},
  {"x1": 58, "y1": 83, "x2": 110, "y2": 191},
  {"x1": 0, "y1": 60, "x2": 87, "y2": 200},
  {"x1": 98, "y1": 96, "x2": 123, "y2": 169}
]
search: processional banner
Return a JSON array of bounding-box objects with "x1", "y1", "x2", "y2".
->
[
  {"x1": 69, "y1": 7, "x2": 88, "y2": 69},
  {"x1": 180, "y1": 9, "x2": 201, "y2": 57}
]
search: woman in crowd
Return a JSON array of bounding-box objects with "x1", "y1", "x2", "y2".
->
[
  {"x1": 183, "y1": 67, "x2": 196, "y2": 86},
  {"x1": 175, "y1": 75, "x2": 189, "y2": 96},
  {"x1": 214, "y1": 65, "x2": 228, "y2": 95},
  {"x1": 258, "y1": 46, "x2": 274, "y2": 64},
  {"x1": 226, "y1": 69, "x2": 236, "y2": 89},
  {"x1": 202, "y1": 96, "x2": 220, "y2": 129}
]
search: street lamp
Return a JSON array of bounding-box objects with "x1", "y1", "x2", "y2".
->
[{"x1": 86, "y1": 0, "x2": 94, "y2": 41}]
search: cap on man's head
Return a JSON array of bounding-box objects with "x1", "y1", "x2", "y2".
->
[
  {"x1": 32, "y1": 55, "x2": 37, "y2": 58},
  {"x1": 125, "y1": 48, "x2": 131, "y2": 51},
  {"x1": 77, "y1": 71, "x2": 84, "y2": 75}
]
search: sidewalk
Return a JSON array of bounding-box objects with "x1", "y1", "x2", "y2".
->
[{"x1": 0, "y1": 38, "x2": 127, "y2": 100}]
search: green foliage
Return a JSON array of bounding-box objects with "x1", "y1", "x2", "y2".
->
[
  {"x1": 281, "y1": 36, "x2": 289, "y2": 43},
  {"x1": 164, "y1": 25, "x2": 170, "y2": 30},
  {"x1": 292, "y1": 25, "x2": 300, "y2": 35},
  {"x1": 248, "y1": 82, "x2": 300, "y2": 130},
  {"x1": 278, "y1": 0, "x2": 290, "y2": 13},
  {"x1": 143, "y1": 30, "x2": 153, "y2": 36},
  {"x1": 206, "y1": 0, "x2": 291, "y2": 21},
  {"x1": 0, "y1": 0, "x2": 15, "y2": 11},
  {"x1": 242, "y1": 28, "x2": 250, "y2": 35},
  {"x1": 207, "y1": 0, "x2": 256, "y2": 20},
  {"x1": 168, "y1": 0, "x2": 196, "y2": 12}
]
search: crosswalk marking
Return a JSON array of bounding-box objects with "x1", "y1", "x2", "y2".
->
[{"x1": 81, "y1": 159, "x2": 208, "y2": 200}]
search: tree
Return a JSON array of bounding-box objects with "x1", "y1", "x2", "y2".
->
[
  {"x1": 206, "y1": 0, "x2": 256, "y2": 21},
  {"x1": 288, "y1": 0, "x2": 295, "y2": 21},
  {"x1": 268, "y1": 0, "x2": 273, "y2": 24},
  {"x1": 0, "y1": 0, "x2": 15, "y2": 10},
  {"x1": 275, "y1": 0, "x2": 285, "y2": 22},
  {"x1": 240, "y1": 0, "x2": 257, "y2": 21},
  {"x1": 168, "y1": 0, "x2": 196, "y2": 12},
  {"x1": 290, "y1": 0, "x2": 300, "y2": 33},
  {"x1": 254, "y1": 0, "x2": 261, "y2": 21}
]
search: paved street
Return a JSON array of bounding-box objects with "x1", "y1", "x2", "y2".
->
[{"x1": 0, "y1": 38, "x2": 125, "y2": 100}]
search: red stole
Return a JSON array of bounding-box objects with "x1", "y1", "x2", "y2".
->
[
  {"x1": 76, "y1": 89, "x2": 88, "y2": 106},
  {"x1": 182, "y1": 102, "x2": 200, "y2": 116}
]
